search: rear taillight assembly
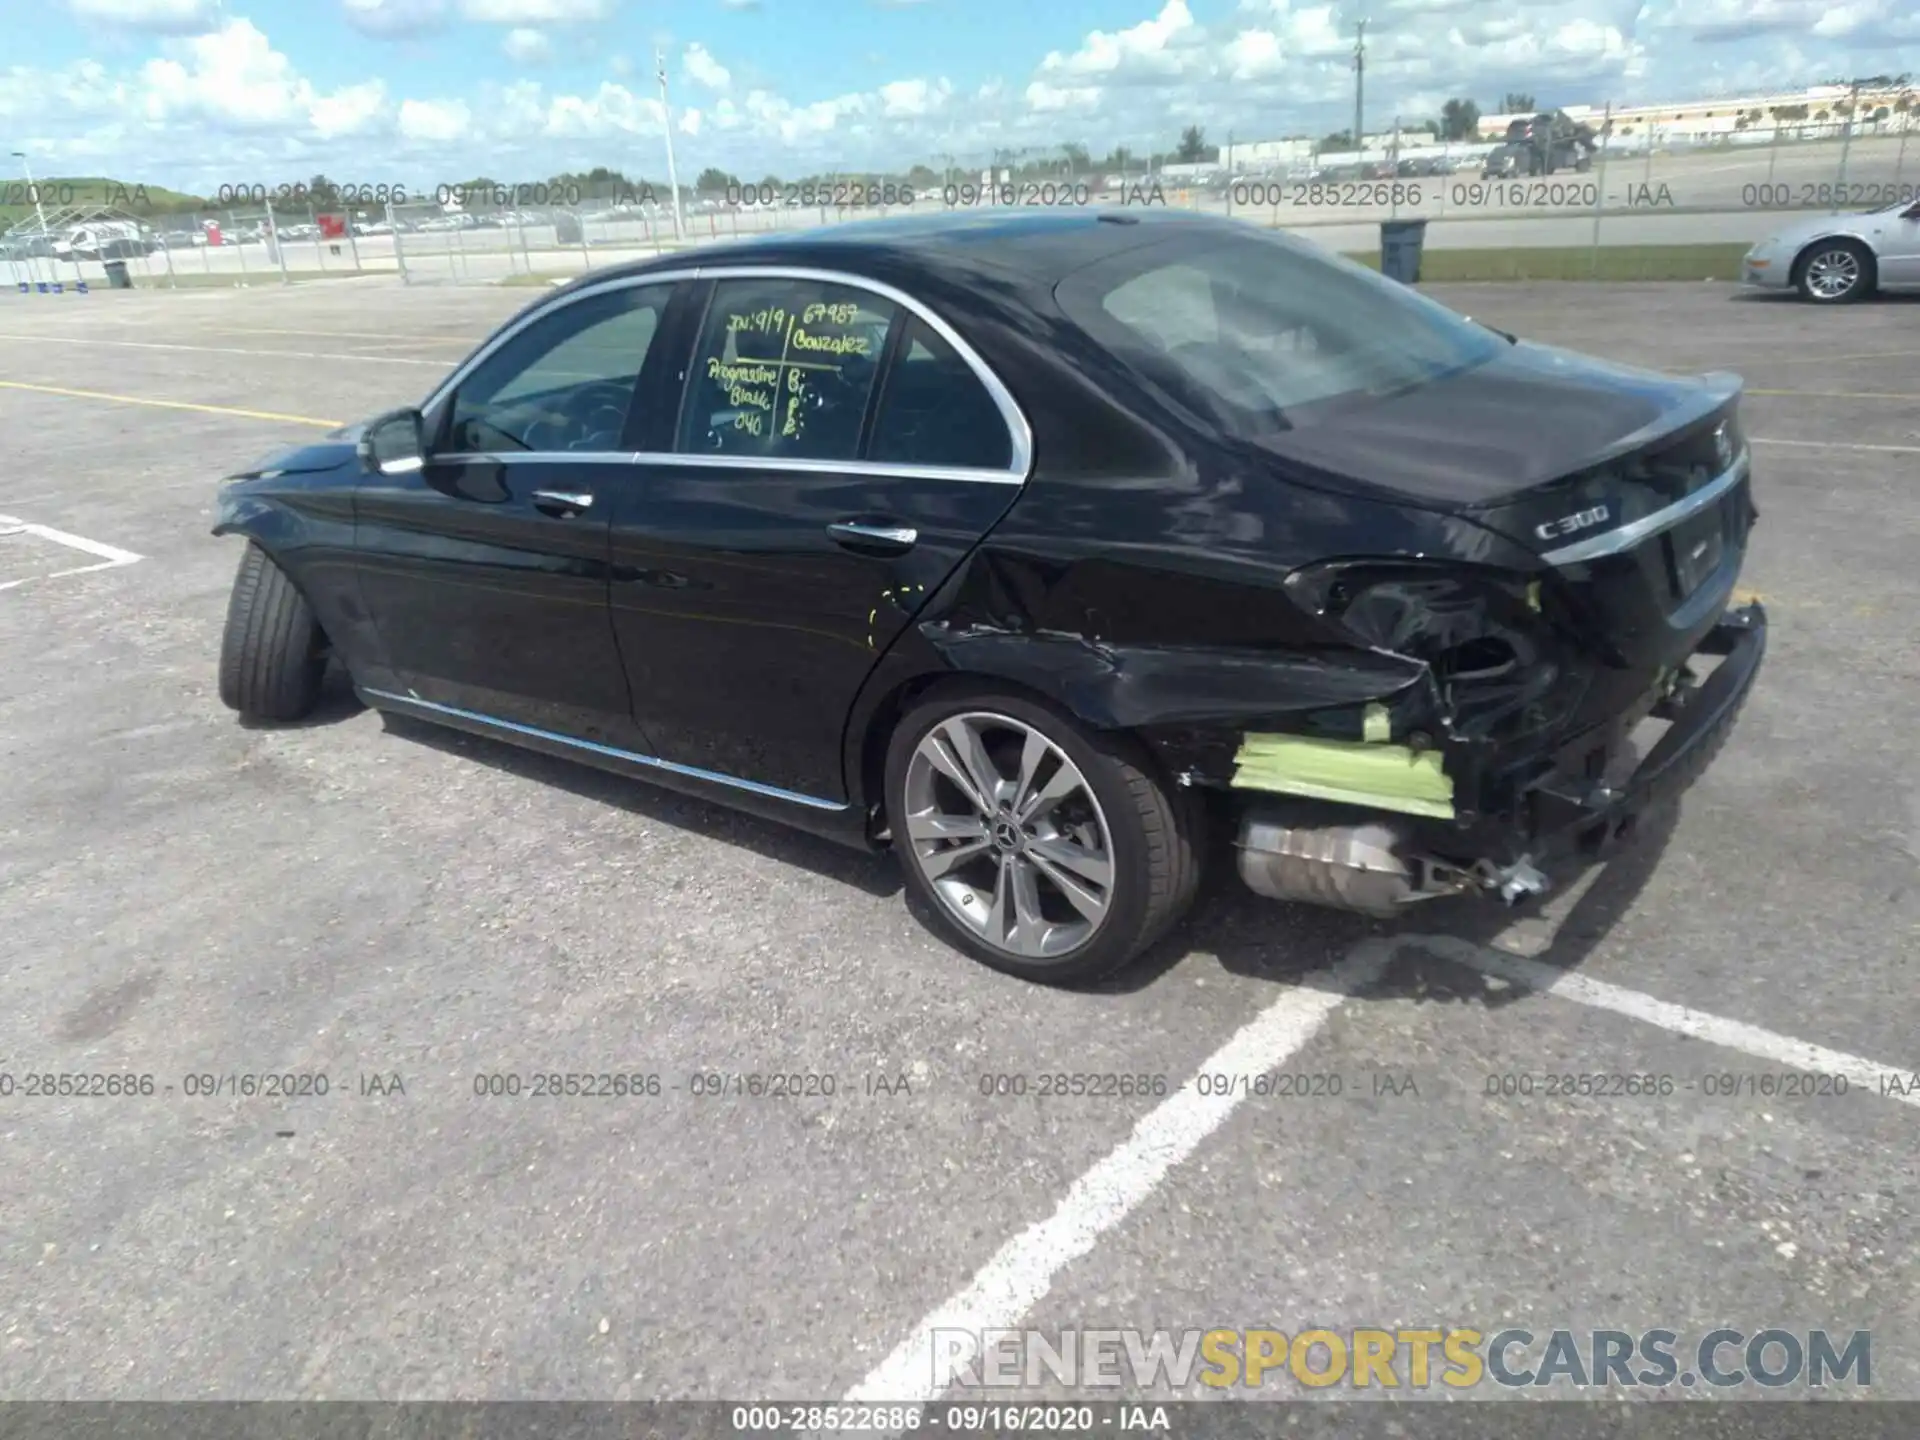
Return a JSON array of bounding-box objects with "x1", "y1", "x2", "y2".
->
[{"x1": 1284, "y1": 559, "x2": 1585, "y2": 740}]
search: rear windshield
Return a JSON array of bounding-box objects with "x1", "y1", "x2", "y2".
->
[{"x1": 1055, "y1": 229, "x2": 1503, "y2": 436}]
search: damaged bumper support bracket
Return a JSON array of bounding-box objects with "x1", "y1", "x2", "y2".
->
[{"x1": 1232, "y1": 602, "x2": 1767, "y2": 917}]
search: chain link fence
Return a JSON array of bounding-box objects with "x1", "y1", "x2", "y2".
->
[{"x1": 4, "y1": 81, "x2": 1915, "y2": 294}]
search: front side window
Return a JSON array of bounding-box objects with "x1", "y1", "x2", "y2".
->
[
  {"x1": 869, "y1": 318, "x2": 1014, "y2": 471},
  {"x1": 1056, "y1": 230, "x2": 1504, "y2": 437},
  {"x1": 447, "y1": 284, "x2": 667, "y2": 454},
  {"x1": 678, "y1": 278, "x2": 897, "y2": 462}
]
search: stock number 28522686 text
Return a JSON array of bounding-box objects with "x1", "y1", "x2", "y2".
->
[
  {"x1": 727, "y1": 181, "x2": 915, "y2": 208},
  {"x1": 215, "y1": 183, "x2": 411, "y2": 206}
]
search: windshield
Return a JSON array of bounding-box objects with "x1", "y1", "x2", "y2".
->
[{"x1": 1056, "y1": 228, "x2": 1505, "y2": 437}]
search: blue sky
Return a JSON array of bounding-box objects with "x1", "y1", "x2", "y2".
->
[{"x1": 2, "y1": 0, "x2": 1916, "y2": 188}]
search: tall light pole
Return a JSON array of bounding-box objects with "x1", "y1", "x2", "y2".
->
[
  {"x1": 10, "y1": 150, "x2": 53, "y2": 287},
  {"x1": 12, "y1": 151, "x2": 51, "y2": 235},
  {"x1": 656, "y1": 47, "x2": 686, "y2": 242},
  {"x1": 1352, "y1": 19, "x2": 1366, "y2": 157}
]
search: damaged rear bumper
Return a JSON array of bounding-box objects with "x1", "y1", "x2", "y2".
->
[
  {"x1": 1235, "y1": 602, "x2": 1767, "y2": 914},
  {"x1": 1526, "y1": 600, "x2": 1765, "y2": 868}
]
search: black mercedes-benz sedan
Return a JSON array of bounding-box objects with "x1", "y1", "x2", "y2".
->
[{"x1": 215, "y1": 208, "x2": 1766, "y2": 984}]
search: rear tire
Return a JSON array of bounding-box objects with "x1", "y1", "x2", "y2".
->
[
  {"x1": 218, "y1": 542, "x2": 327, "y2": 721},
  {"x1": 1795, "y1": 239, "x2": 1874, "y2": 303},
  {"x1": 885, "y1": 685, "x2": 1203, "y2": 985}
]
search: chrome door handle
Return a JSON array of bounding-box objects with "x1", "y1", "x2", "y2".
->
[
  {"x1": 531, "y1": 489, "x2": 594, "y2": 512},
  {"x1": 827, "y1": 521, "x2": 917, "y2": 547}
]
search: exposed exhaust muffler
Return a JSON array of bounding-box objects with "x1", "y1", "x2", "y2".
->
[{"x1": 1235, "y1": 800, "x2": 1546, "y2": 917}]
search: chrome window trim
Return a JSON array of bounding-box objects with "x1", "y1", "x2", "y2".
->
[
  {"x1": 362, "y1": 688, "x2": 849, "y2": 812},
  {"x1": 421, "y1": 270, "x2": 698, "y2": 417},
  {"x1": 421, "y1": 451, "x2": 1023, "y2": 485},
  {"x1": 1541, "y1": 452, "x2": 1750, "y2": 567},
  {"x1": 690, "y1": 265, "x2": 1032, "y2": 479},
  {"x1": 429, "y1": 451, "x2": 645, "y2": 466},
  {"x1": 419, "y1": 263, "x2": 1033, "y2": 484},
  {"x1": 636, "y1": 453, "x2": 1025, "y2": 485}
]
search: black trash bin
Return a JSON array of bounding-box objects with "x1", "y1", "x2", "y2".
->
[
  {"x1": 1379, "y1": 218, "x2": 1428, "y2": 285},
  {"x1": 102, "y1": 260, "x2": 134, "y2": 290}
]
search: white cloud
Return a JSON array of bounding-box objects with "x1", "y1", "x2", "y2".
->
[
  {"x1": 502, "y1": 27, "x2": 552, "y2": 62},
  {"x1": 65, "y1": 0, "x2": 217, "y2": 30},
  {"x1": 545, "y1": 81, "x2": 665, "y2": 137},
  {"x1": 683, "y1": 43, "x2": 731, "y2": 90},
  {"x1": 460, "y1": 0, "x2": 609, "y2": 21},
  {"x1": 310, "y1": 80, "x2": 389, "y2": 138},
  {"x1": 0, "y1": 60, "x2": 131, "y2": 122},
  {"x1": 398, "y1": 97, "x2": 472, "y2": 141},
  {"x1": 140, "y1": 20, "x2": 320, "y2": 128},
  {"x1": 878, "y1": 77, "x2": 952, "y2": 116},
  {"x1": 1037, "y1": 0, "x2": 1206, "y2": 81},
  {"x1": 340, "y1": 0, "x2": 450, "y2": 37}
]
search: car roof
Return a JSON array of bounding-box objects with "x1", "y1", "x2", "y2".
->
[{"x1": 553, "y1": 206, "x2": 1236, "y2": 296}]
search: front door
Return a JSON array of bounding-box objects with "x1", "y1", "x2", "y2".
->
[
  {"x1": 604, "y1": 272, "x2": 1028, "y2": 803},
  {"x1": 355, "y1": 280, "x2": 678, "y2": 743},
  {"x1": 1873, "y1": 202, "x2": 1920, "y2": 287}
]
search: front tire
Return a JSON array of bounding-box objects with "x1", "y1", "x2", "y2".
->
[
  {"x1": 218, "y1": 542, "x2": 327, "y2": 721},
  {"x1": 885, "y1": 686, "x2": 1202, "y2": 985},
  {"x1": 1796, "y1": 240, "x2": 1874, "y2": 303}
]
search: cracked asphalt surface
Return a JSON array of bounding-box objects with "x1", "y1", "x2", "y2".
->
[{"x1": 1, "y1": 272, "x2": 1915, "y2": 1406}]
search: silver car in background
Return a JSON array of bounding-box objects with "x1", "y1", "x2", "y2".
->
[{"x1": 1742, "y1": 197, "x2": 1920, "y2": 303}]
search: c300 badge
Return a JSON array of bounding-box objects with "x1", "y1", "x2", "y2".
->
[{"x1": 1536, "y1": 505, "x2": 1611, "y2": 541}]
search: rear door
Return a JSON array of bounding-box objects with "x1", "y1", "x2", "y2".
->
[
  {"x1": 604, "y1": 269, "x2": 1029, "y2": 805},
  {"x1": 354, "y1": 279, "x2": 680, "y2": 744}
]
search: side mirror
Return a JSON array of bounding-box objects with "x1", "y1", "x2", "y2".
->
[{"x1": 358, "y1": 407, "x2": 426, "y2": 475}]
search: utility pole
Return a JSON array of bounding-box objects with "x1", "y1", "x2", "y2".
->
[
  {"x1": 1352, "y1": 19, "x2": 1366, "y2": 157},
  {"x1": 656, "y1": 47, "x2": 686, "y2": 242}
]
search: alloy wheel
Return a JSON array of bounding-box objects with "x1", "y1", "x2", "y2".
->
[
  {"x1": 1804, "y1": 248, "x2": 1861, "y2": 300},
  {"x1": 902, "y1": 711, "x2": 1116, "y2": 960}
]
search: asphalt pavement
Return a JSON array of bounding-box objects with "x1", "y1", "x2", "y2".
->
[{"x1": 0, "y1": 275, "x2": 1915, "y2": 1405}]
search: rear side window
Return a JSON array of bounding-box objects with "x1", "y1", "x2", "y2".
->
[
  {"x1": 678, "y1": 278, "x2": 896, "y2": 462},
  {"x1": 1057, "y1": 230, "x2": 1503, "y2": 436},
  {"x1": 869, "y1": 319, "x2": 1013, "y2": 471}
]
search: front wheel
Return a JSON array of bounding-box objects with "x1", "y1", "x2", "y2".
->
[
  {"x1": 884, "y1": 688, "x2": 1203, "y2": 984},
  {"x1": 1796, "y1": 240, "x2": 1874, "y2": 303},
  {"x1": 218, "y1": 542, "x2": 327, "y2": 721}
]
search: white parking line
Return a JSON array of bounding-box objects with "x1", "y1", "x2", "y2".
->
[
  {"x1": 1413, "y1": 934, "x2": 1920, "y2": 1109},
  {"x1": 840, "y1": 913, "x2": 1919, "y2": 1407},
  {"x1": 0, "y1": 333, "x2": 451, "y2": 368},
  {"x1": 0, "y1": 512, "x2": 144, "y2": 592},
  {"x1": 839, "y1": 939, "x2": 1396, "y2": 1405}
]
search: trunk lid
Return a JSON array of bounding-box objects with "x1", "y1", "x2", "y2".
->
[{"x1": 1254, "y1": 339, "x2": 1740, "y2": 511}]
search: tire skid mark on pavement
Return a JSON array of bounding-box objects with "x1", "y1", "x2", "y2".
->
[
  {"x1": 1748, "y1": 388, "x2": 1919, "y2": 401},
  {"x1": 1750, "y1": 436, "x2": 1920, "y2": 454}
]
